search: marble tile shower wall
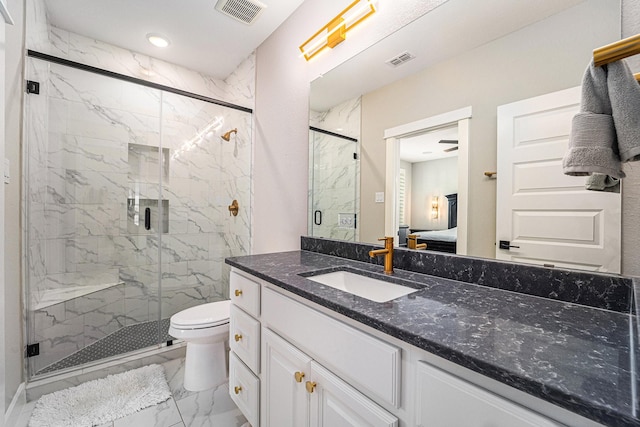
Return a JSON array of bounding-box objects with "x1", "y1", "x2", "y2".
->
[
  {"x1": 308, "y1": 97, "x2": 361, "y2": 241},
  {"x1": 25, "y1": 1, "x2": 254, "y2": 374}
]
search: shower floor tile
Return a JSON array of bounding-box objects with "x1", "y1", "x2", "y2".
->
[{"x1": 36, "y1": 318, "x2": 172, "y2": 375}]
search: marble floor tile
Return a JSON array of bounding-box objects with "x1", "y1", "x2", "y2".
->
[
  {"x1": 175, "y1": 382, "x2": 246, "y2": 427},
  {"x1": 14, "y1": 401, "x2": 37, "y2": 427},
  {"x1": 18, "y1": 357, "x2": 247, "y2": 427},
  {"x1": 113, "y1": 397, "x2": 182, "y2": 427}
]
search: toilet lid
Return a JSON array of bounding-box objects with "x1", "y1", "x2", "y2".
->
[{"x1": 170, "y1": 300, "x2": 231, "y2": 328}]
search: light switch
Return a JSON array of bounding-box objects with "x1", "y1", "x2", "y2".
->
[
  {"x1": 4, "y1": 158, "x2": 9, "y2": 184},
  {"x1": 375, "y1": 192, "x2": 384, "y2": 203}
]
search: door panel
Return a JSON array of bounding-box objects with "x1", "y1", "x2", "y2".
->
[
  {"x1": 310, "y1": 361, "x2": 397, "y2": 427},
  {"x1": 496, "y1": 87, "x2": 621, "y2": 272},
  {"x1": 262, "y1": 328, "x2": 311, "y2": 427}
]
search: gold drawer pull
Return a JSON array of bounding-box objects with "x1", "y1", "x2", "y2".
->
[
  {"x1": 234, "y1": 386, "x2": 242, "y2": 394},
  {"x1": 294, "y1": 371, "x2": 305, "y2": 383},
  {"x1": 234, "y1": 289, "x2": 243, "y2": 297},
  {"x1": 234, "y1": 334, "x2": 242, "y2": 342},
  {"x1": 305, "y1": 381, "x2": 317, "y2": 393}
]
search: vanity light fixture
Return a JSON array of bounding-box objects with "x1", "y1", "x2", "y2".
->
[
  {"x1": 431, "y1": 197, "x2": 439, "y2": 219},
  {"x1": 146, "y1": 33, "x2": 170, "y2": 48},
  {"x1": 299, "y1": 0, "x2": 377, "y2": 61}
]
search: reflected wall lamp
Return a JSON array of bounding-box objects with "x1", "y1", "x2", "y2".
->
[
  {"x1": 431, "y1": 197, "x2": 439, "y2": 219},
  {"x1": 299, "y1": 0, "x2": 377, "y2": 61}
]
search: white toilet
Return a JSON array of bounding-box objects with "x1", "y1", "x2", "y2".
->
[{"x1": 169, "y1": 300, "x2": 231, "y2": 391}]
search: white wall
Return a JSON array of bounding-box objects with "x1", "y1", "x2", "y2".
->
[
  {"x1": 252, "y1": 0, "x2": 447, "y2": 253},
  {"x1": 0, "y1": 8, "x2": 7, "y2": 421},
  {"x1": 410, "y1": 157, "x2": 457, "y2": 230},
  {"x1": 4, "y1": 0, "x2": 24, "y2": 416}
]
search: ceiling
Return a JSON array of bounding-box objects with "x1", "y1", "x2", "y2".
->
[
  {"x1": 43, "y1": 0, "x2": 306, "y2": 79},
  {"x1": 310, "y1": 0, "x2": 585, "y2": 111},
  {"x1": 400, "y1": 125, "x2": 458, "y2": 163}
]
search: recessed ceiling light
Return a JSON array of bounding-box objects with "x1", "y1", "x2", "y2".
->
[{"x1": 147, "y1": 33, "x2": 170, "y2": 48}]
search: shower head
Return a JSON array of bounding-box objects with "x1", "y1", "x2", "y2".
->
[{"x1": 221, "y1": 128, "x2": 238, "y2": 141}]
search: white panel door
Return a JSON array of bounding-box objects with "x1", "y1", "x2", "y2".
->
[
  {"x1": 496, "y1": 87, "x2": 621, "y2": 272},
  {"x1": 262, "y1": 328, "x2": 312, "y2": 427},
  {"x1": 309, "y1": 361, "x2": 398, "y2": 427}
]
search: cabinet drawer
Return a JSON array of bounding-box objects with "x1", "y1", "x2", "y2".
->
[
  {"x1": 230, "y1": 352, "x2": 260, "y2": 427},
  {"x1": 230, "y1": 269, "x2": 261, "y2": 317},
  {"x1": 230, "y1": 304, "x2": 261, "y2": 373},
  {"x1": 262, "y1": 287, "x2": 401, "y2": 408}
]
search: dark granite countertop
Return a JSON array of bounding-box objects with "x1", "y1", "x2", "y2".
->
[{"x1": 225, "y1": 250, "x2": 639, "y2": 427}]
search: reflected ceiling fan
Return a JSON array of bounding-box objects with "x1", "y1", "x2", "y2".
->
[{"x1": 439, "y1": 139, "x2": 458, "y2": 152}]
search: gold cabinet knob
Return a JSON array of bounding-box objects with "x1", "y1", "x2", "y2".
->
[
  {"x1": 234, "y1": 289, "x2": 242, "y2": 297},
  {"x1": 234, "y1": 334, "x2": 242, "y2": 342},
  {"x1": 294, "y1": 371, "x2": 305, "y2": 383},
  {"x1": 234, "y1": 386, "x2": 242, "y2": 394},
  {"x1": 305, "y1": 381, "x2": 317, "y2": 393}
]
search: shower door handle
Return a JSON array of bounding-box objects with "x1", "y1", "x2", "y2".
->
[
  {"x1": 144, "y1": 208, "x2": 151, "y2": 230},
  {"x1": 314, "y1": 210, "x2": 322, "y2": 226}
]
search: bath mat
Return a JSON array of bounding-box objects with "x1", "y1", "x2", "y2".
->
[{"x1": 28, "y1": 364, "x2": 171, "y2": 427}]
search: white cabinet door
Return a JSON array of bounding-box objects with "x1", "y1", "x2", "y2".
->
[
  {"x1": 310, "y1": 361, "x2": 398, "y2": 427},
  {"x1": 262, "y1": 328, "x2": 312, "y2": 427},
  {"x1": 415, "y1": 361, "x2": 560, "y2": 427}
]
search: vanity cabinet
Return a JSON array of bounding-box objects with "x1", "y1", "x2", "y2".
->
[
  {"x1": 228, "y1": 267, "x2": 591, "y2": 427},
  {"x1": 262, "y1": 326, "x2": 398, "y2": 427},
  {"x1": 229, "y1": 270, "x2": 262, "y2": 426},
  {"x1": 262, "y1": 327, "x2": 311, "y2": 427},
  {"x1": 230, "y1": 352, "x2": 260, "y2": 427},
  {"x1": 414, "y1": 361, "x2": 561, "y2": 427}
]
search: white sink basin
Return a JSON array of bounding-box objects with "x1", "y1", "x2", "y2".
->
[{"x1": 306, "y1": 270, "x2": 419, "y2": 303}]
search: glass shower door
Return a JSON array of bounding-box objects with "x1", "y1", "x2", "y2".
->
[
  {"x1": 24, "y1": 57, "x2": 163, "y2": 377},
  {"x1": 309, "y1": 129, "x2": 358, "y2": 241},
  {"x1": 24, "y1": 55, "x2": 252, "y2": 379}
]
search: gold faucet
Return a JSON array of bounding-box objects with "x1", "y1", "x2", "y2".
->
[
  {"x1": 369, "y1": 237, "x2": 394, "y2": 275},
  {"x1": 407, "y1": 234, "x2": 427, "y2": 250}
]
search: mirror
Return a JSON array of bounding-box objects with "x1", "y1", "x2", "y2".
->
[{"x1": 309, "y1": 0, "x2": 622, "y2": 265}]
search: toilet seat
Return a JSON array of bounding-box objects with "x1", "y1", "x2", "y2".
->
[{"x1": 170, "y1": 300, "x2": 231, "y2": 329}]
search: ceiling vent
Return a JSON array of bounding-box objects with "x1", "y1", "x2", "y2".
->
[
  {"x1": 385, "y1": 51, "x2": 416, "y2": 67},
  {"x1": 215, "y1": 0, "x2": 267, "y2": 25}
]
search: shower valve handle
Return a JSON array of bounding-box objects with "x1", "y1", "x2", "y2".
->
[
  {"x1": 228, "y1": 199, "x2": 239, "y2": 217},
  {"x1": 144, "y1": 207, "x2": 151, "y2": 230}
]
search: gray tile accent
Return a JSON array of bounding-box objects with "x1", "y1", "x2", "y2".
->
[{"x1": 36, "y1": 318, "x2": 171, "y2": 375}]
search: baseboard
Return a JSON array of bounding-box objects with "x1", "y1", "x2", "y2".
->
[{"x1": 5, "y1": 382, "x2": 26, "y2": 426}]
